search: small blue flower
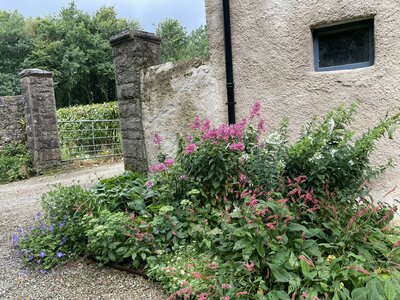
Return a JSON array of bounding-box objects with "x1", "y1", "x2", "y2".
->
[
  {"x1": 36, "y1": 211, "x2": 42, "y2": 217},
  {"x1": 59, "y1": 221, "x2": 66, "y2": 228},
  {"x1": 56, "y1": 251, "x2": 64, "y2": 258},
  {"x1": 28, "y1": 255, "x2": 34, "y2": 262},
  {"x1": 39, "y1": 251, "x2": 46, "y2": 258},
  {"x1": 59, "y1": 236, "x2": 67, "y2": 246},
  {"x1": 39, "y1": 269, "x2": 46, "y2": 274},
  {"x1": 48, "y1": 224, "x2": 55, "y2": 232}
]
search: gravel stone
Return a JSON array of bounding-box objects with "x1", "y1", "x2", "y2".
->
[{"x1": 0, "y1": 162, "x2": 167, "y2": 300}]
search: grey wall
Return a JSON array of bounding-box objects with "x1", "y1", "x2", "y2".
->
[
  {"x1": 205, "y1": 0, "x2": 400, "y2": 207},
  {"x1": 0, "y1": 95, "x2": 25, "y2": 147}
]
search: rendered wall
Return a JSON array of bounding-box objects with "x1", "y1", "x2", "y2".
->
[
  {"x1": 0, "y1": 95, "x2": 25, "y2": 146},
  {"x1": 205, "y1": 0, "x2": 400, "y2": 206},
  {"x1": 142, "y1": 58, "x2": 225, "y2": 165}
]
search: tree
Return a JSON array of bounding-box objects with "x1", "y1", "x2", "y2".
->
[
  {"x1": 156, "y1": 19, "x2": 209, "y2": 63},
  {"x1": 0, "y1": 10, "x2": 32, "y2": 95},
  {"x1": 156, "y1": 19, "x2": 188, "y2": 62},
  {"x1": 24, "y1": 2, "x2": 140, "y2": 107}
]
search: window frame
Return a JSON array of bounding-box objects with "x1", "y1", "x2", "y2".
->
[{"x1": 313, "y1": 19, "x2": 375, "y2": 72}]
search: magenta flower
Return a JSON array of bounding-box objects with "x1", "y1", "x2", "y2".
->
[
  {"x1": 239, "y1": 173, "x2": 247, "y2": 183},
  {"x1": 152, "y1": 132, "x2": 163, "y2": 146},
  {"x1": 164, "y1": 158, "x2": 174, "y2": 167},
  {"x1": 191, "y1": 116, "x2": 201, "y2": 129},
  {"x1": 145, "y1": 180, "x2": 154, "y2": 188},
  {"x1": 149, "y1": 163, "x2": 167, "y2": 172},
  {"x1": 184, "y1": 143, "x2": 196, "y2": 155},
  {"x1": 257, "y1": 119, "x2": 266, "y2": 132},
  {"x1": 200, "y1": 118, "x2": 211, "y2": 131},
  {"x1": 250, "y1": 101, "x2": 261, "y2": 119},
  {"x1": 229, "y1": 142, "x2": 245, "y2": 152},
  {"x1": 198, "y1": 293, "x2": 209, "y2": 300}
]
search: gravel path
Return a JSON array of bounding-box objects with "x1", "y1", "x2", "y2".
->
[{"x1": 0, "y1": 162, "x2": 167, "y2": 300}]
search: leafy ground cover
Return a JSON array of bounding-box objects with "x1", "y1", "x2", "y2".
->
[
  {"x1": 13, "y1": 102, "x2": 400, "y2": 299},
  {"x1": 0, "y1": 142, "x2": 33, "y2": 183}
]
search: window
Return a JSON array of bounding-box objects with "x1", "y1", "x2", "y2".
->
[{"x1": 313, "y1": 19, "x2": 374, "y2": 71}]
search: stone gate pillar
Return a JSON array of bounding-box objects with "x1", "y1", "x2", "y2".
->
[
  {"x1": 110, "y1": 30, "x2": 161, "y2": 172},
  {"x1": 19, "y1": 69, "x2": 61, "y2": 173}
]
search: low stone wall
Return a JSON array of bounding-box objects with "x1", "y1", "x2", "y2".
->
[
  {"x1": 0, "y1": 95, "x2": 25, "y2": 147},
  {"x1": 142, "y1": 59, "x2": 225, "y2": 165}
]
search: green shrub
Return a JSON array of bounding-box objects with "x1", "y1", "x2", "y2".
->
[{"x1": 0, "y1": 142, "x2": 33, "y2": 183}]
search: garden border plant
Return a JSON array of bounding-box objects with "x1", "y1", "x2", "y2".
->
[{"x1": 13, "y1": 101, "x2": 400, "y2": 299}]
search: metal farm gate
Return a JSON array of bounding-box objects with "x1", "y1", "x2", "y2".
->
[{"x1": 58, "y1": 119, "x2": 122, "y2": 162}]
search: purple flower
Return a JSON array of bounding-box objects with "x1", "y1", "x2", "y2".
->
[
  {"x1": 36, "y1": 211, "x2": 42, "y2": 218},
  {"x1": 39, "y1": 251, "x2": 46, "y2": 258},
  {"x1": 59, "y1": 236, "x2": 67, "y2": 246},
  {"x1": 12, "y1": 234, "x2": 20, "y2": 247},
  {"x1": 48, "y1": 224, "x2": 55, "y2": 232},
  {"x1": 28, "y1": 255, "x2": 34, "y2": 262},
  {"x1": 39, "y1": 269, "x2": 47, "y2": 274},
  {"x1": 56, "y1": 251, "x2": 64, "y2": 258},
  {"x1": 229, "y1": 142, "x2": 245, "y2": 152},
  {"x1": 59, "y1": 221, "x2": 66, "y2": 228}
]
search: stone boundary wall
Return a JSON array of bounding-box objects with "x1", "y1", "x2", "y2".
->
[
  {"x1": 0, "y1": 69, "x2": 61, "y2": 173},
  {"x1": 110, "y1": 30, "x2": 225, "y2": 170},
  {"x1": 0, "y1": 95, "x2": 25, "y2": 147},
  {"x1": 142, "y1": 59, "x2": 224, "y2": 165}
]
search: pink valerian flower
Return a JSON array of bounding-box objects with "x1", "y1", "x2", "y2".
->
[
  {"x1": 236, "y1": 291, "x2": 249, "y2": 296},
  {"x1": 257, "y1": 118, "x2": 266, "y2": 132},
  {"x1": 298, "y1": 255, "x2": 315, "y2": 267},
  {"x1": 201, "y1": 118, "x2": 211, "y2": 131},
  {"x1": 152, "y1": 132, "x2": 163, "y2": 145},
  {"x1": 131, "y1": 212, "x2": 135, "y2": 221},
  {"x1": 164, "y1": 158, "x2": 174, "y2": 167},
  {"x1": 184, "y1": 143, "x2": 196, "y2": 155},
  {"x1": 191, "y1": 116, "x2": 201, "y2": 129},
  {"x1": 294, "y1": 175, "x2": 308, "y2": 184},
  {"x1": 249, "y1": 101, "x2": 261, "y2": 119},
  {"x1": 229, "y1": 142, "x2": 245, "y2": 152},
  {"x1": 179, "y1": 175, "x2": 189, "y2": 181},
  {"x1": 149, "y1": 163, "x2": 167, "y2": 172},
  {"x1": 379, "y1": 206, "x2": 398, "y2": 223},
  {"x1": 221, "y1": 283, "x2": 232, "y2": 289},
  {"x1": 145, "y1": 180, "x2": 153, "y2": 188},
  {"x1": 239, "y1": 173, "x2": 247, "y2": 183},
  {"x1": 243, "y1": 260, "x2": 254, "y2": 272},
  {"x1": 221, "y1": 297, "x2": 230, "y2": 300},
  {"x1": 186, "y1": 135, "x2": 193, "y2": 143}
]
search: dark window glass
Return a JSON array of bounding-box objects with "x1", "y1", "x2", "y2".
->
[{"x1": 313, "y1": 19, "x2": 374, "y2": 71}]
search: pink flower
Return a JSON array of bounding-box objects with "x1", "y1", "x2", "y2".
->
[
  {"x1": 221, "y1": 297, "x2": 230, "y2": 300},
  {"x1": 131, "y1": 212, "x2": 135, "y2": 221},
  {"x1": 179, "y1": 175, "x2": 189, "y2": 181},
  {"x1": 243, "y1": 260, "x2": 254, "y2": 272},
  {"x1": 201, "y1": 118, "x2": 211, "y2": 131},
  {"x1": 152, "y1": 132, "x2": 163, "y2": 145},
  {"x1": 186, "y1": 135, "x2": 193, "y2": 143},
  {"x1": 250, "y1": 101, "x2": 261, "y2": 119},
  {"x1": 191, "y1": 116, "x2": 201, "y2": 129},
  {"x1": 298, "y1": 255, "x2": 315, "y2": 267},
  {"x1": 239, "y1": 173, "x2": 247, "y2": 183},
  {"x1": 208, "y1": 262, "x2": 218, "y2": 270},
  {"x1": 145, "y1": 180, "x2": 153, "y2": 188},
  {"x1": 236, "y1": 291, "x2": 249, "y2": 296},
  {"x1": 257, "y1": 119, "x2": 266, "y2": 132},
  {"x1": 221, "y1": 283, "x2": 232, "y2": 289},
  {"x1": 198, "y1": 293, "x2": 209, "y2": 300},
  {"x1": 184, "y1": 143, "x2": 196, "y2": 155},
  {"x1": 164, "y1": 158, "x2": 174, "y2": 167},
  {"x1": 229, "y1": 142, "x2": 245, "y2": 152},
  {"x1": 149, "y1": 163, "x2": 167, "y2": 172},
  {"x1": 191, "y1": 271, "x2": 202, "y2": 279},
  {"x1": 265, "y1": 222, "x2": 276, "y2": 230}
]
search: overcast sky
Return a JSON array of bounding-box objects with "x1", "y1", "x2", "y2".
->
[{"x1": 0, "y1": 0, "x2": 206, "y2": 32}]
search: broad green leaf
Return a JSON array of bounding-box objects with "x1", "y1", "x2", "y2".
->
[
  {"x1": 351, "y1": 287, "x2": 369, "y2": 300},
  {"x1": 255, "y1": 240, "x2": 266, "y2": 257},
  {"x1": 384, "y1": 280, "x2": 396, "y2": 300},
  {"x1": 268, "y1": 263, "x2": 291, "y2": 283}
]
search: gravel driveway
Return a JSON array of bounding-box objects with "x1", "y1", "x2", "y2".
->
[{"x1": 0, "y1": 162, "x2": 167, "y2": 300}]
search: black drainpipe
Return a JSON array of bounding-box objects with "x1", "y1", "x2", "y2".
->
[{"x1": 222, "y1": 0, "x2": 236, "y2": 124}]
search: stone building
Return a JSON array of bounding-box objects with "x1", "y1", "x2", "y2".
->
[{"x1": 204, "y1": 0, "x2": 400, "y2": 203}]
